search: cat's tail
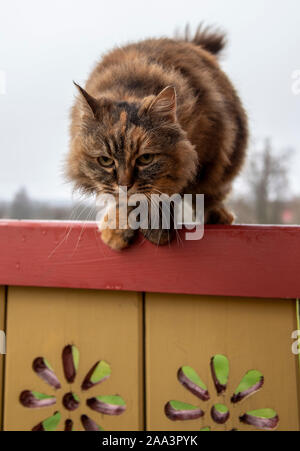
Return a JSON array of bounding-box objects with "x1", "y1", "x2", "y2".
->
[{"x1": 176, "y1": 24, "x2": 227, "y2": 56}]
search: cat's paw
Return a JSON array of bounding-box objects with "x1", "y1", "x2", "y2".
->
[
  {"x1": 205, "y1": 206, "x2": 235, "y2": 225},
  {"x1": 100, "y1": 228, "x2": 136, "y2": 251},
  {"x1": 141, "y1": 228, "x2": 175, "y2": 246}
]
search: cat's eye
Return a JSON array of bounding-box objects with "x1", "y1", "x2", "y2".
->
[
  {"x1": 97, "y1": 156, "x2": 114, "y2": 168},
  {"x1": 137, "y1": 154, "x2": 154, "y2": 166}
]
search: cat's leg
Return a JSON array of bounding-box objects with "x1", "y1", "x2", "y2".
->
[
  {"x1": 205, "y1": 203, "x2": 235, "y2": 225},
  {"x1": 99, "y1": 205, "x2": 137, "y2": 251},
  {"x1": 140, "y1": 201, "x2": 176, "y2": 245},
  {"x1": 101, "y1": 227, "x2": 136, "y2": 250},
  {"x1": 141, "y1": 228, "x2": 175, "y2": 246}
]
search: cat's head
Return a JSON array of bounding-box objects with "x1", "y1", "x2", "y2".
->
[{"x1": 67, "y1": 84, "x2": 198, "y2": 199}]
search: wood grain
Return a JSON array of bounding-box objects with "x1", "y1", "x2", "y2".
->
[
  {"x1": 146, "y1": 293, "x2": 300, "y2": 431},
  {"x1": 4, "y1": 287, "x2": 143, "y2": 431},
  {"x1": 0, "y1": 221, "x2": 300, "y2": 299}
]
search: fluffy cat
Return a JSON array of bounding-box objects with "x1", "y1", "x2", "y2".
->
[{"x1": 67, "y1": 25, "x2": 248, "y2": 250}]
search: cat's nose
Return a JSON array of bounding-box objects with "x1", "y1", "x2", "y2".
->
[{"x1": 118, "y1": 174, "x2": 133, "y2": 190}]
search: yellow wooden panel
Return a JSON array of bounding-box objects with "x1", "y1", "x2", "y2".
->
[
  {"x1": 4, "y1": 287, "x2": 143, "y2": 431},
  {"x1": 0, "y1": 286, "x2": 5, "y2": 430},
  {"x1": 146, "y1": 294, "x2": 300, "y2": 431}
]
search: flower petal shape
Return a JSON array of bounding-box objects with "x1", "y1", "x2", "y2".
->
[
  {"x1": 81, "y1": 415, "x2": 104, "y2": 431},
  {"x1": 82, "y1": 360, "x2": 111, "y2": 391},
  {"x1": 20, "y1": 390, "x2": 56, "y2": 408},
  {"x1": 164, "y1": 401, "x2": 204, "y2": 421},
  {"x1": 87, "y1": 395, "x2": 126, "y2": 416},
  {"x1": 239, "y1": 409, "x2": 279, "y2": 431},
  {"x1": 20, "y1": 344, "x2": 126, "y2": 431},
  {"x1": 33, "y1": 357, "x2": 61, "y2": 389},
  {"x1": 210, "y1": 355, "x2": 229, "y2": 395},
  {"x1": 64, "y1": 419, "x2": 74, "y2": 431},
  {"x1": 62, "y1": 345, "x2": 79, "y2": 383},
  {"x1": 211, "y1": 404, "x2": 230, "y2": 424},
  {"x1": 178, "y1": 366, "x2": 210, "y2": 401},
  {"x1": 32, "y1": 412, "x2": 61, "y2": 431},
  {"x1": 231, "y1": 370, "x2": 264, "y2": 404}
]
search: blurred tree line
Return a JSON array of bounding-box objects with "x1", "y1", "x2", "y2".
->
[
  {"x1": 227, "y1": 139, "x2": 299, "y2": 224},
  {"x1": 0, "y1": 189, "x2": 97, "y2": 221},
  {"x1": 0, "y1": 139, "x2": 299, "y2": 224}
]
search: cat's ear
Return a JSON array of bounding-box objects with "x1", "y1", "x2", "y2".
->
[
  {"x1": 74, "y1": 82, "x2": 99, "y2": 118},
  {"x1": 148, "y1": 86, "x2": 177, "y2": 122}
]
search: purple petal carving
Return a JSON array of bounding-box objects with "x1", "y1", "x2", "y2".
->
[
  {"x1": 239, "y1": 409, "x2": 279, "y2": 431},
  {"x1": 177, "y1": 367, "x2": 210, "y2": 401},
  {"x1": 62, "y1": 345, "x2": 79, "y2": 383},
  {"x1": 165, "y1": 401, "x2": 204, "y2": 421},
  {"x1": 64, "y1": 419, "x2": 74, "y2": 431},
  {"x1": 211, "y1": 404, "x2": 230, "y2": 424},
  {"x1": 33, "y1": 357, "x2": 61, "y2": 390},
  {"x1": 81, "y1": 415, "x2": 104, "y2": 431},
  {"x1": 210, "y1": 355, "x2": 229, "y2": 395},
  {"x1": 87, "y1": 395, "x2": 126, "y2": 416},
  {"x1": 231, "y1": 370, "x2": 264, "y2": 404},
  {"x1": 20, "y1": 390, "x2": 56, "y2": 408},
  {"x1": 81, "y1": 360, "x2": 111, "y2": 391},
  {"x1": 32, "y1": 411, "x2": 61, "y2": 431}
]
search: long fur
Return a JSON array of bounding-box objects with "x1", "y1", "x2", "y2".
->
[
  {"x1": 67, "y1": 24, "x2": 248, "y2": 249},
  {"x1": 179, "y1": 24, "x2": 227, "y2": 56}
]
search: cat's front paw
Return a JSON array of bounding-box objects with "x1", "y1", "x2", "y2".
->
[
  {"x1": 205, "y1": 206, "x2": 235, "y2": 225},
  {"x1": 141, "y1": 228, "x2": 175, "y2": 246},
  {"x1": 100, "y1": 228, "x2": 136, "y2": 251}
]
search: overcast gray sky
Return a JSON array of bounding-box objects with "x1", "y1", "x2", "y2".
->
[{"x1": 0, "y1": 0, "x2": 299, "y2": 201}]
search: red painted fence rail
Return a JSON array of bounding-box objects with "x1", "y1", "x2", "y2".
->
[{"x1": 0, "y1": 220, "x2": 299, "y2": 299}]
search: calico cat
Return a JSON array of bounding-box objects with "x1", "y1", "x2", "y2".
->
[{"x1": 67, "y1": 25, "x2": 248, "y2": 250}]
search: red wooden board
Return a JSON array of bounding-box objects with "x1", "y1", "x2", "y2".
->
[{"x1": 0, "y1": 220, "x2": 299, "y2": 299}]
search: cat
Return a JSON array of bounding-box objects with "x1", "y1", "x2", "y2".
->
[{"x1": 67, "y1": 25, "x2": 248, "y2": 250}]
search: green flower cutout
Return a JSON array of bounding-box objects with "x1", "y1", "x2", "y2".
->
[
  {"x1": 19, "y1": 345, "x2": 126, "y2": 431},
  {"x1": 165, "y1": 355, "x2": 279, "y2": 431}
]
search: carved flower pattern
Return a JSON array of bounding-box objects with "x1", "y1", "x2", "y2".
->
[
  {"x1": 19, "y1": 345, "x2": 126, "y2": 431},
  {"x1": 165, "y1": 355, "x2": 279, "y2": 431}
]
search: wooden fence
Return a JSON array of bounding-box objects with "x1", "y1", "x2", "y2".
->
[{"x1": 0, "y1": 221, "x2": 299, "y2": 431}]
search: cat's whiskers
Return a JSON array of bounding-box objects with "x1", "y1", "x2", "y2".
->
[
  {"x1": 150, "y1": 188, "x2": 184, "y2": 247},
  {"x1": 144, "y1": 193, "x2": 171, "y2": 247},
  {"x1": 48, "y1": 195, "x2": 95, "y2": 259},
  {"x1": 71, "y1": 203, "x2": 97, "y2": 257}
]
